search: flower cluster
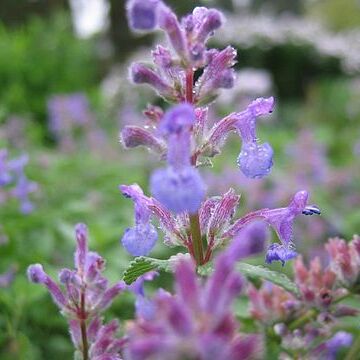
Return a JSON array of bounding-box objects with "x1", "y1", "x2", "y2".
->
[
  {"x1": 47, "y1": 93, "x2": 109, "y2": 154},
  {"x1": 119, "y1": 0, "x2": 321, "y2": 267},
  {"x1": 247, "y1": 235, "x2": 360, "y2": 358},
  {"x1": 0, "y1": 148, "x2": 37, "y2": 214},
  {"x1": 124, "y1": 236, "x2": 262, "y2": 360},
  {"x1": 326, "y1": 235, "x2": 360, "y2": 290},
  {"x1": 27, "y1": 1, "x2": 358, "y2": 359},
  {"x1": 27, "y1": 224, "x2": 126, "y2": 360}
]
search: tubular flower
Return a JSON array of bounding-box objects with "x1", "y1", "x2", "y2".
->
[
  {"x1": 0, "y1": 149, "x2": 37, "y2": 213},
  {"x1": 223, "y1": 190, "x2": 320, "y2": 265},
  {"x1": 150, "y1": 104, "x2": 206, "y2": 214},
  {"x1": 325, "y1": 235, "x2": 360, "y2": 289},
  {"x1": 120, "y1": 184, "x2": 158, "y2": 256},
  {"x1": 27, "y1": 224, "x2": 126, "y2": 360},
  {"x1": 201, "y1": 97, "x2": 275, "y2": 178},
  {"x1": 124, "y1": 246, "x2": 262, "y2": 360}
]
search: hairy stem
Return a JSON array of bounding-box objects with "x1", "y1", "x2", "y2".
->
[
  {"x1": 185, "y1": 68, "x2": 194, "y2": 104},
  {"x1": 185, "y1": 68, "x2": 204, "y2": 266},
  {"x1": 80, "y1": 291, "x2": 89, "y2": 360},
  {"x1": 190, "y1": 213, "x2": 204, "y2": 266}
]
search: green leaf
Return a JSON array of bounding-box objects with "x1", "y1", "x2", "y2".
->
[
  {"x1": 236, "y1": 263, "x2": 300, "y2": 297},
  {"x1": 198, "y1": 262, "x2": 300, "y2": 297},
  {"x1": 122, "y1": 257, "x2": 172, "y2": 285}
]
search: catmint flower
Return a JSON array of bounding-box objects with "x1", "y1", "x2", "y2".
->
[
  {"x1": 196, "y1": 46, "x2": 237, "y2": 101},
  {"x1": 130, "y1": 63, "x2": 175, "y2": 101},
  {"x1": 224, "y1": 190, "x2": 320, "y2": 265},
  {"x1": 294, "y1": 256, "x2": 338, "y2": 308},
  {"x1": 0, "y1": 149, "x2": 12, "y2": 186},
  {"x1": 27, "y1": 224, "x2": 126, "y2": 359},
  {"x1": 128, "y1": 271, "x2": 158, "y2": 320},
  {"x1": 150, "y1": 104, "x2": 206, "y2": 214},
  {"x1": 0, "y1": 266, "x2": 16, "y2": 288},
  {"x1": 120, "y1": 126, "x2": 166, "y2": 155},
  {"x1": 126, "y1": 0, "x2": 160, "y2": 31},
  {"x1": 237, "y1": 141, "x2": 273, "y2": 179},
  {"x1": 325, "y1": 331, "x2": 353, "y2": 360},
  {"x1": 0, "y1": 150, "x2": 37, "y2": 213},
  {"x1": 202, "y1": 97, "x2": 274, "y2": 178},
  {"x1": 119, "y1": 183, "x2": 188, "y2": 248},
  {"x1": 235, "y1": 97, "x2": 274, "y2": 178},
  {"x1": 120, "y1": 184, "x2": 158, "y2": 256},
  {"x1": 157, "y1": 4, "x2": 187, "y2": 60},
  {"x1": 125, "y1": 252, "x2": 261, "y2": 359},
  {"x1": 325, "y1": 236, "x2": 360, "y2": 289},
  {"x1": 11, "y1": 174, "x2": 37, "y2": 214},
  {"x1": 248, "y1": 282, "x2": 297, "y2": 324}
]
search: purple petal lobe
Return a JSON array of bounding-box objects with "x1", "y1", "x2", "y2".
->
[
  {"x1": 121, "y1": 224, "x2": 158, "y2": 256},
  {"x1": 265, "y1": 243, "x2": 297, "y2": 266},
  {"x1": 150, "y1": 167, "x2": 206, "y2": 214},
  {"x1": 237, "y1": 142, "x2": 273, "y2": 179},
  {"x1": 159, "y1": 103, "x2": 195, "y2": 135},
  {"x1": 27, "y1": 264, "x2": 47, "y2": 283},
  {"x1": 127, "y1": 0, "x2": 160, "y2": 31}
]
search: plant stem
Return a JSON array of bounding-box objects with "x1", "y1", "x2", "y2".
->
[
  {"x1": 288, "y1": 309, "x2": 317, "y2": 331},
  {"x1": 80, "y1": 291, "x2": 89, "y2": 360},
  {"x1": 190, "y1": 213, "x2": 204, "y2": 266},
  {"x1": 185, "y1": 68, "x2": 194, "y2": 104},
  {"x1": 185, "y1": 67, "x2": 204, "y2": 266}
]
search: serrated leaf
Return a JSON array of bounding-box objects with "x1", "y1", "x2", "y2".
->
[
  {"x1": 122, "y1": 257, "x2": 172, "y2": 285},
  {"x1": 237, "y1": 263, "x2": 300, "y2": 297},
  {"x1": 198, "y1": 262, "x2": 300, "y2": 297}
]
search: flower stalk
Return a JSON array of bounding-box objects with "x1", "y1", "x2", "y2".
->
[
  {"x1": 186, "y1": 67, "x2": 204, "y2": 266},
  {"x1": 80, "y1": 291, "x2": 89, "y2": 360}
]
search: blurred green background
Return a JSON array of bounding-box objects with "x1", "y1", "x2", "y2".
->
[{"x1": 0, "y1": 0, "x2": 359, "y2": 358}]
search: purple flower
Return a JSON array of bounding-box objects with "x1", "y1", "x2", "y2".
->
[
  {"x1": 0, "y1": 266, "x2": 16, "y2": 288},
  {"x1": 0, "y1": 150, "x2": 37, "y2": 213},
  {"x1": 150, "y1": 166, "x2": 206, "y2": 214},
  {"x1": 326, "y1": 331, "x2": 353, "y2": 359},
  {"x1": 129, "y1": 271, "x2": 158, "y2": 320},
  {"x1": 157, "y1": 4, "x2": 187, "y2": 59},
  {"x1": 125, "y1": 251, "x2": 261, "y2": 359},
  {"x1": 0, "y1": 149, "x2": 12, "y2": 186},
  {"x1": 130, "y1": 63, "x2": 174, "y2": 100},
  {"x1": 27, "y1": 224, "x2": 126, "y2": 359},
  {"x1": 120, "y1": 126, "x2": 166, "y2": 155},
  {"x1": 265, "y1": 243, "x2": 297, "y2": 266},
  {"x1": 47, "y1": 93, "x2": 92, "y2": 136},
  {"x1": 224, "y1": 190, "x2": 320, "y2": 265},
  {"x1": 120, "y1": 184, "x2": 159, "y2": 256},
  {"x1": 202, "y1": 97, "x2": 275, "y2": 176},
  {"x1": 150, "y1": 104, "x2": 206, "y2": 214},
  {"x1": 122, "y1": 224, "x2": 158, "y2": 257},
  {"x1": 119, "y1": 183, "x2": 187, "y2": 248},
  {"x1": 237, "y1": 141, "x2": 273, "y2": 179},
  {"x1": 196, "y1": 46, "x2": 237, "y2": 100},
  {"x1": 126, "y1": 0, "x2": 160, "y2": 31}
]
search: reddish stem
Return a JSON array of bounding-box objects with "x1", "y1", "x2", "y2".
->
[
  {"x1": 185, "y1": 68, "x2": 194, "y2": 104},
  {"x1": 80, "y1": 291, "x2": 89, "y2": 360}
]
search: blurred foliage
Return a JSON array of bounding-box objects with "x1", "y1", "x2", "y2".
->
[
  {"x1": 0, "y1": 13, "x2": 98, "y2": 130},
  {"x1": 306, "y1": 0, "x2": 360, "y2": 30},
  {"x1": 0, "y1": 2, "x2": 360, "y2": 359}
]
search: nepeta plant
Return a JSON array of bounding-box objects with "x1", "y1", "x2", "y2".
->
[
  {"x1": 28, "y1": 224, "x2": 126, "y2": 360},
  {"x1": 121, "y1": 0, "x2": 319, "y2": 266},
  {"x1": 0, "y1": 148, "x2": 37, "y2": 214},
  {"x1": 27, "y1": 1, "x2": 360, "y2": 359}
]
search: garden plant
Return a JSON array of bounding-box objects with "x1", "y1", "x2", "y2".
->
[{"x1": 25, "y1": 0, "x2": 360, "y2": 359}]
